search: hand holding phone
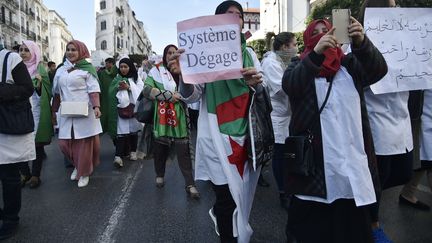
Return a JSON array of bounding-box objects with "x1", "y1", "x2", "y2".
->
[{"x1": 332, "y1": 9, "x2": 351, "y2": 44}]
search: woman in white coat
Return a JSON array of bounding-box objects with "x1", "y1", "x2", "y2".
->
[
  {"x1": 52, "y1": 40, "x2": 102, "y2": 188},
  {"x1": 107, "y1": 57, "x2": 144, "y2": 167},
  {"x1": 261, "y1": 31, "x2": 298, "y2": 209}
]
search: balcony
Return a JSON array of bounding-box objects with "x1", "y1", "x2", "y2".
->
[{"x1": 11, "y1": 22, "x2": 20, "y2": 31}]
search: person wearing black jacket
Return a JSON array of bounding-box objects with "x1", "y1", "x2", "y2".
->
[
  {"x1": 282, "y1": 17, "x2": 387, "y2": 243},
  {"x1": 0, "y1": 40, "x2": 35, "y2": 240}
]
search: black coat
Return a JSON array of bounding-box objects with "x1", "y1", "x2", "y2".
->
[{"x1": 282, "y1": 37, "x2": 388, "y2": 198}]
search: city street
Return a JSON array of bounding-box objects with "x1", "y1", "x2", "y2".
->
[{"x1": 2, "y1": 134, "x2": 432, "y2": 243}]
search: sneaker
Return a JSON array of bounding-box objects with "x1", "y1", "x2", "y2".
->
[
  {"x1": 136, "y1": 151, "x2": 145, "y2": 160},
  {"x1": 186, "y1": 185, "x2": 200, "y2": 199},
  {"x1": 372, "y1": 227, "x2": 393, "y2": 243},
  {"x1": 29, "y1": 176, "x2": 41, "y2": 189},
  {"x1": 70, "y1": 168, "x2": 78, "y2": 181},
  {"x1": 114, "y1": 156, "x2": 124, "y2": 168},
  {"x1": 129, "y1": 151, "x2": 137, "y2": 161},
  {"x1": 156, "y1": 177, "x2": 164, "y2": 188},
  {"x1": 78, "y1": 176, "x2": 89, "y2": 188},
  {"x1": 208, "y1": 208, "x2": 220, "y2": 236},
  {"x1": 0, "y1": 221, "x2": 19, "y2": 240}
]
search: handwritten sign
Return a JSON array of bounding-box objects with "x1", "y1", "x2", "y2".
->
[
  {"x1": 365, "y1": 8, "x2": 432, "y2": 94},
  {"x1": 177, "y1": 14, "x2": 242, "y2": 84}
]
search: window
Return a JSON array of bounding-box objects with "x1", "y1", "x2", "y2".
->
[
  {"x1": 100, "y1": 1, "x2": 106, "y2": 10},
  {"x1": 1, "y1": 7, "x2": 5, "y2": 23},
  {"x1": 117, "y1": 37, "x2": 120, "y2": 48},
  {"x1": 101, "y1": 40, "x2": 107, "y2": 50},
  {"x1": 101, "y1": 20, "x2": 106, "y2": 30}
]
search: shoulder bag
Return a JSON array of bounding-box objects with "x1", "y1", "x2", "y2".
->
[
  {"x1": 0, "y1": 52, "x2": 35, "y2": 135},
  {"x1": 134, "y1": 92, "x2": 154, "y2": 124},
  {"x1": 283, "y1": 78, "x2": 333, "y2": 176}
]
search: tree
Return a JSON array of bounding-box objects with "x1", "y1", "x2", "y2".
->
[{"x1": 247, "y1": 39, "x2": 267, "y2": 60}]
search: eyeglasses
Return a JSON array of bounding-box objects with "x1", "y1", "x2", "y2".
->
[{"x1": 19, "y1": 48, "x2": 30, "y2": 52}]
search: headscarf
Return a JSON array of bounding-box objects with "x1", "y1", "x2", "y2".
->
[
  {"x1": 215, "y1": 0, "x2": 244, "y2": 24},
  {"x1": 162, "y1": 44, "x2": 179, "y2": 83},
  {"x1": 119, "y1": 57, "x2": 138, "y2": 81},
  {"x1": 22, "y1": 40, "x2": 41, "y2": 77},
  {"x1": 66, "y1": 40, "x2": 98, "y2": 79},
  {"x1": 300, "y1": 19, "x2": 344, "y2": 78},
  {"x1": 67, "y1": 40, "x2": 90, "y2": 61}
]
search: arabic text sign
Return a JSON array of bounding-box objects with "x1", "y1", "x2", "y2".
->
[
  {"x1": 177, "y1": 14, "x2": 242, "y2": 84},
  {"x1": 365, "y1": 8, "x2": 432, "y2": 94}
]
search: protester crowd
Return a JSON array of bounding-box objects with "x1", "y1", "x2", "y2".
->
[{"x1": 0, "y1": 0, "x2": 431, "y2": 242}]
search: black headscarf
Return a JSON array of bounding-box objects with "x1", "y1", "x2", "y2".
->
[
  {"x1": 119, "y1": 57, "x2": 138, "y2": 81},
  {"x1": 162, "y1": 44, "x2": 179, "y2": 83},
  {"x1": 215, "y1": 0, "x2": 244, "y2": 24}
]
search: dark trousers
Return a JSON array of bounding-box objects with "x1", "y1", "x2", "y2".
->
[
  {"x1": 288, "y1": 197, "x2": 373, "y2": 243},
  {"x1": 0, "y1": 163, "x2": 22, "y2": 223},
  {"x1": 272, "y1": 143, "x2": 285, "y2": 192},
  {"x1": 212, "y1": 184, "x2": 237, "y2": 243},
  {"x1": 153, "y1": 140, "x2": 194, "y2": 186},
  {"x1": 114, "y1": 133, "x2": 138, "y2": 157},
  {"x1": 19, "y1": 146, "x2": 44, "y2": 177},
  {"x1": 370, "y1": 151, "x2": 413, "y2": 222}
]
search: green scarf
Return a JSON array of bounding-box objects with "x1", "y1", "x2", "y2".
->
[
  {"x1": 145, "y1": 65, "x2": 188, "y2": 139},
  {"x1": 98, "y1": 66, "x2": 118, "y2": 132},
  {"x1": 205, "y1": 34, "x2": 254, "y2": 137},
  {"x1": 34, "y1": 63, "x2": 54, "y2": 143},
  {"x1": 75, "y1": 59, "x2": 98, "y2": 79},
  {"x1": 106, "y1": 74, "x2": 130, "y2": 139}
]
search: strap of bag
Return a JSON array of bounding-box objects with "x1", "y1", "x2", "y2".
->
[
  {"x1": 2, "y1": 51, "x2": 11, "y2": 83},
  {"x1": 308, "y1": 77, "x2": 334, "y2": 133}
]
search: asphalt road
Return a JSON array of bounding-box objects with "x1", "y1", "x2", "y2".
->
[{"x1": 2, "y1": 134, "x2": 432, "y2": 243}]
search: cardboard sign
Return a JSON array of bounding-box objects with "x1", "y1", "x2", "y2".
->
[
  {"x1": 365, "y1": 8, "x2": 432, "y2": 94},
  {"x1": 177, "y1": 14, "x2": 243, "y2": 84}
]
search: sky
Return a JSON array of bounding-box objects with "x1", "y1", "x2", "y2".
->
[{"x1": 42, "y1": 0, "x2": 260, "y2": 54}]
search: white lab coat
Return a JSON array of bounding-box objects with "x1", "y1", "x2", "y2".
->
[
  {"x1": 53, "y1": 60, "x2": 103, "y2": 139},
  {"x1": 261, "y1": 51, "x2": 290, "y2": 144},
  {"x1": 297, "y1": 67, "x2": 376, "y2": 207},
  {"x1": 365, "y1": 89, "x2": 413, "y2": 155},
  {"x1": 116, "y1": 76, "x2": 144, "y2": 135}
]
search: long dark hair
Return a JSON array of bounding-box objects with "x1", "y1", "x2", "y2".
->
[{"x1": 266, "y1": 32, "x2": 296, "y2": 51}]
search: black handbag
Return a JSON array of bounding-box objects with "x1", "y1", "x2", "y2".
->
[
  {"x1": 0, "y1": 51, "x2": 34, "y2": 135},
  {"x1": 283, "y1": 79, "x2": 333, "y2": 176},
  {"x1": 134, "y1": 92, "x2": 154, "y2": 124},
  {"x1": 247, "y1": 84, "x2": 275, "y2": 168},
  {"x1": 118, "y1": 103, "x2": 135, "y2": 118}
]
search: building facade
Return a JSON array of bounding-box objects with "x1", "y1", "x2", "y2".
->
[
  {"x1": 94, "y1": 0, "x2": 152, "y2": 58},
  {"x1": 260, "y1": 0, "x2": 311, "y2": 35},
  {"x1": 49, "y1": 10, "x2": 73, "y2": 65},
  {"x1": 243, "y1": 7, "x2": 260, "y2": 35},
  {"x1": 0, "y1": 0, "x2": 72, "y2": 64}
]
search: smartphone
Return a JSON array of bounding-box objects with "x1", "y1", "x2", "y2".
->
[{"x1": 332, "y1": 9, "x2": 351, "y2": 44}]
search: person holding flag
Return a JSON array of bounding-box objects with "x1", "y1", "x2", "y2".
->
[{"x1": 169, "y1": 1, "x2": 265, "y2": 242}]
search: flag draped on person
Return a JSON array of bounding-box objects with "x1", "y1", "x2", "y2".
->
[{"x1": 197, "y1": 34, "x2": 261, "y2": 243}]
